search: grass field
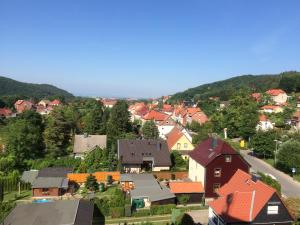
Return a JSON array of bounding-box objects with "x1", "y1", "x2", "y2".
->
[{"x1": 4, "y1": 190, "x2": 32, "y2": 202}]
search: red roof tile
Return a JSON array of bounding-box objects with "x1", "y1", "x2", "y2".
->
[
  {"x1": 0, "y1": 108, "x2": 12, "y2": 117},
  {"x1": 266, "y1": 89, "x2": 286, "y2": 96},
  {"x1": 259, "y1": 114, "x2": 268, "y2": 121},
  {"x1": 143, "y1": 110, "x2": 169, "y2": 121},
  {"x1": 209, "y1": 169, "x2": 276, "y2": 223},
  {"x1": 261, "y1": 105, "x2": 282, "y2": 110},
  {"x1": 191, "y1": 112, "x2": 208, "y2": 124},
  {"x1": 189, "y1": 138, "x2": 238, "y2": 166},
  {"x1": 169, "y1": 182, "x2": 204, "y2": 193}
]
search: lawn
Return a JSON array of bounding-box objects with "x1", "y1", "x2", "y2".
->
[
  {"x1": 94, "y1": 185, "x2": 119, "y2": 199},
  {"x1": 263, "y1": 158, "x2": 275, "y2": 167},
  {"x1": 4, "y1": 190, "x2": 32, "y2": 202},
  {"x1": 294, "y1": 174, "x2": 300, "y2": 182}
]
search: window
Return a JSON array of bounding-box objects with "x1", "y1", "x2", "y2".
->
[
  {"x1": 184, "y1": 143, "x2": 188, "y2": 148},
  {"x1": 214, "y1": 168, "x2": 222, "y2": 177},
  {"x1": 225, "y1": 155, "x2": 232, "y2": 162},
  {"x1": 267, "y1": 205, "x2": 279, "y2": 214},
  {"x1": 177, "y1": 143, "x2": 181, "y2": 150},
  {"x1": 213, "y1": 183, "x2": 221, "y2": 193}
]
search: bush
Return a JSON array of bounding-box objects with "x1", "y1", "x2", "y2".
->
[
  {"x1": 258, "y1": 172, "x2": 281, "y2": 195},
  {"x1": 110, "y1": 206, "x2": 124, "y2": 218},
  {"x1": 94, "y1": 197, "x2": 110, "y2": 216},
  {"x1": 178, "y1": 194, "x2": 190, "y2": 206},
  {"x1": 150, "y1": 204, "x2": 176, "y2": 215},
  {"x1": 132, "y1": 209, "x2": 151, "y2": 217},
  {"x1": 107, "y1": 175, "x2": 112, "y2": 184}
]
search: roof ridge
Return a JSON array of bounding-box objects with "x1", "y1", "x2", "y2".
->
[{"x1": 249, "y1": 190, "x2": 256, "y2": 222}]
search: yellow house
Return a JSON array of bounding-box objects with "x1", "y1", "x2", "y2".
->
[{"x1": 166, "y1": 127, "x2": 194, "y2": 160}]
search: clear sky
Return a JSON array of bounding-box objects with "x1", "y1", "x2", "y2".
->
[{"x1": 1, "y1": 0, "x2": 300, "y2": 98}]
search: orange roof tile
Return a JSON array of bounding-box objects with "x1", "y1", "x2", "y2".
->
[
  {"x1": 143, "y1": 110, "x2": 169, "y2": 121},
  {"x1": 187, "y1": 107, "x2": 200, "y2": 116},
  {"x1": 259, "y1": 114, "x2": 268, "y2": 121},
  {"x1": 166, "y1": 127, "x2": 184, "y2": 149},
  {"x1": 266, "y1": 89, "x2": 286, "y2": 96},
  {"x1": 261, "y1": 105, "x2": 281, "y2": 110},
  {"x1": 209, "y1": 169, "x2": 276, "y2": 223},
  {"x1": 169, "y1": 182, "x2": 204, "y2": 193},
  {"x1": 191, "y1": 112, "x2": 208, "y2": 124}
]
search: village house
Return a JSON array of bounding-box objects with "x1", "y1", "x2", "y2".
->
[
  {"x1": 120, "y1": 173, "x2": 175, "y2": 208},
  {"x1": 128, "y1": 102, "x2": 148, "y2": 122},
  {"x1": 251, "y1": 92, "x2": 262, "y2": 102},
  {"x1": 166, "y1": 126, "x2": 194, "y2": 159},
  {"x1": 208, "y1": 169, "x2": 294, "y2": 225},
  {"x1": 161, "y1": 104, "x2": 174, "y2": 115},
  {"x1": 31, "y1": 167, "x2": 73, "y2": 198},
  {"x1": 261, "y1": 105, "x2": 284, "y2": 114},
  {"x1": 266, "y1": 89, "x2": 288, "y2": 105},
  {"x1": 169, "y1": 181, "x2": 204, "y2": 204},
  {"x1": 117, "y1": 139, "x2": 172, "y2": 173},
  {"x1": 73, "y1": 134, "x2": 107, "y2": 159},
  {"x1": 49, "y1": 99, "x2": 61, "y2": 106},
  {"x1": 256, "y1": 114, "x2": 274, "y2": 131},
  {"x1": 0, "y1": 107, "x2": 13, "y2": 118},
  {"x1": 157, "y1": 118, "x2": 176, "y2": 139},
  {"x1": 38, "y1": 99, "x2": 50, "y2": 107},
  {"x1": 14, "y1": 100, "x2": 33, "y2": 113},
  {"x1": 188, "y1": 137, "x2": 250, "y2": 199},
  {"x1": 142, "y1": 110, "x2": 170, "y2": 124},
  {"x1": 291, "y1": 110, "x2": 300, "y2": 130},
  {"x1": 101, "y1": 98, "x2": 117, "y2": 108},
  {"x1": 187, "y1": 110, "x2": 209, "y2": 125},
  {"x1": 3, "y1": 199, "x2": 94, "y2": 225}
]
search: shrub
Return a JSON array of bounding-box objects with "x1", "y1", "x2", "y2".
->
[
  {"x1": 110, "y1": 206, "x2": 124, "y2": 218},
  {"x1": 258, "y1": 172, "x2": 281, "y2": 195},
  {"x1": 150, "y1": 204, "x2": 176, "y2": 215},
  {"x1": 178, "y1": 194, "x2": 190, "y2": 206},
  {"x1": 94, "y1": 197, "x2": 110, "y2": 216},
  {"x1": 85, "y1": 174, "x2": 99, "y2": 191},
  {"x1": 107, "y1": 175, "x2": 112, "y2": 184}
]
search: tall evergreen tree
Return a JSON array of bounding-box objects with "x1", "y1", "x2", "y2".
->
[{"x1": 142, "y1": 120, "x2": 159, "y2": 139}]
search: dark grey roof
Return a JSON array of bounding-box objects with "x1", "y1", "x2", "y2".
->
[
  {"x1": 21, "y1": 170, "x2": 39, "y2": 185},
  {"x1": 118, "y1": 139, "x2": 171, "y2": 167},
  {"x1": 126, "y1": 174, "x2": 175, "y2": 202},
  {"x1": 32, "y1": 177, "x2": 68, "y2": 189},
  {"x1": 73, "y1": 134, "x2": 107, "y2": 154},
  {"x1": 3, "y1": 199, "x2": 93, "y2": 225},
  {"x1": 38, "y1": 167, "x2": 73, "y2": 178}
]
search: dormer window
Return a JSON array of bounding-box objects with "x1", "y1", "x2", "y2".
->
[{"x1": 225, "y1": 155, "x2": 232, "y2": 163}]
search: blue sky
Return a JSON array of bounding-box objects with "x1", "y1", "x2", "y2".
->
[{"x1": 1, "y1": 0, "x2": 300, "y2": 98}]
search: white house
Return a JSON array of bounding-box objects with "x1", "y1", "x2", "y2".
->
[{"x1": 256, "y1": 115, "x2": 274, "y2": 131}]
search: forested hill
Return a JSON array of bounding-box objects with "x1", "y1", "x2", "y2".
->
[
  {"x1": 0, "y1": 76, "x2": 74, "y2": 100},
  {"x1": 169, "y1": 71, "x2": 300, "y2": 103}
]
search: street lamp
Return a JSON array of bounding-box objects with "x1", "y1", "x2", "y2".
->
[{"x1": 273, "y1": 140, "x2": 282, "y2": 165}]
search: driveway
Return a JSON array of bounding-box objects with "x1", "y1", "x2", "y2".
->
[
  {"x1": 240, "y1": 150, "x2": 300, "y2": 197},
  {"x1": 187, "y1": 209, "x2": 209, "y2": 225}
]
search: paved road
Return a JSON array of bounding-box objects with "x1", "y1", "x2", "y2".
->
[{"x1": 240, "y1": 150, "x2": 300, "y2": 197}]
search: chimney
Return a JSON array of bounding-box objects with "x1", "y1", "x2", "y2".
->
[
  {"x1": 157, "y1": 142, "x2": 162, "y2": 151},
  {"x1": 211, "y1": 134, "x2": 218, "y2": 149}
]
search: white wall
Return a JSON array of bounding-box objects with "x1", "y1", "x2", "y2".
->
[
  {"x1": 152, "y1": 166, "x2": 170, "y2": 171},
  {"x1": 188, "y1": 157, "x2": 205, "y2": 185},
  {"x1": 157, "y1": 125, "x2": 175, "y2": 139}
]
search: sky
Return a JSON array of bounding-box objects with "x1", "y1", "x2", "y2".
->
[{"x1": 1, "y1": 0, "x2": 300, "y2": 98}]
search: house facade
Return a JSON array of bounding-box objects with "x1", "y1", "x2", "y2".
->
[
  {"x1": 166, "y1": 127, "x2": 194, "y2": 159},
  {"x1": 256, "y1": 114, "x2": 274, "y2": 131},
  {"x1": 266, "y1": 89, "x2": 288, "y2": 105},
  {"x1": 208, "y1": 170, "x2": 294, "y2": 225},
  {"x1": 117, "y1": 139, "x2": 172, "y2": 173},
  {"x1": 188, "y1": 138, "x2": 250, "y2": 199},
  {"x1": 14, "y1": 100, "x2": 33, "y2": 113}
]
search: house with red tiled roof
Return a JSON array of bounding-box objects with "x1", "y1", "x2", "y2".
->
[
  {"x1": 14, "y1": 100, "x2": 33, "y2": 114},
  {"x1": 260, "y1": 105, "x2": 284, "y2": 114},
  {"x1": 162, "y1": 104, "x2": 174, "y2": 115},
  {"x1": 128, "y1": 102, "x2": 149, "y2": 122},
  {"x1": 166, "y1": 127, "x2": 194, "y2": 159},
  {"x1": 188, "y1": 111, "x2": 209, "y2": 125},
  {"x1": 208, "y1": 169, "x2": 294, "y2": 225},
  {"x1": 142, "y1": 110, "x2": 170, "y2": 124},
  {"x1": 0, "y1": 108, "x2": 13, "y2": 118},
  {"x1": 101, "y1": 98, "x2": 117, "y2": 108},
  {"x1": 189, "y1": 138, "x2": 250, "y2": 199},
  {"x1": 266, "y1": 89, "x2": 288, "y2": 105},
  {"x1": 169, "y1": 181, "x2": 204, "y2": 204},
  {"x1": 49, "y1": 99, "x2": 62, "y2": 106},
  {"x1": 256, "y1": 114, "x2": 274, "y2": 131},
  {"x1": 251, "y1": 93, "x2": 261, "y2": 102}
]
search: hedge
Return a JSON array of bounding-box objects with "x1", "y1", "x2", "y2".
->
[
  {"x1": 110, "y1": 207, "x2": 124, "y2": 218},
  {"x1": 150, "y1": 204, "x2": 176, "y2": 215},
  {"x1": 132, "y1": 209, "x2": 151, "y2": 217}
]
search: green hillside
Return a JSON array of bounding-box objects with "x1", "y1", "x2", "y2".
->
[
  {"x1": 0, "y1": 76, "x2": 74, "y2": 100},
  {"x1": 169, "y1": 71, "x2": 300, "y2": 103}
]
